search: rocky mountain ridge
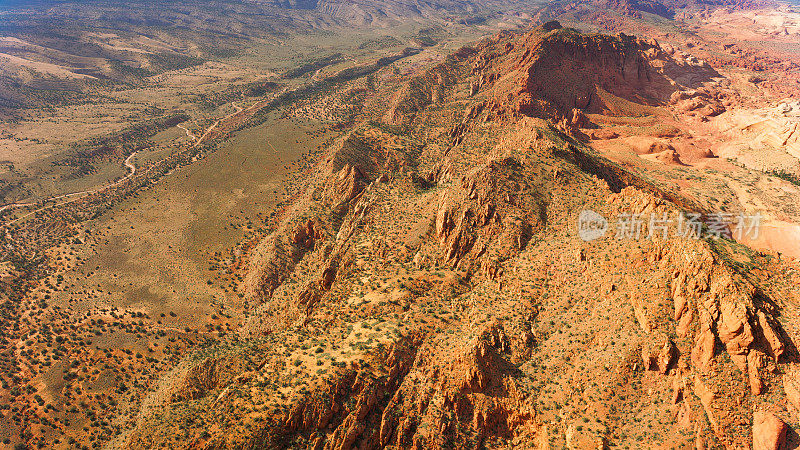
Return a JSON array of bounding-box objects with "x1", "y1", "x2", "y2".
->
[{"x1": 125, "y1": 23, "x2": 800, "y2": 449}]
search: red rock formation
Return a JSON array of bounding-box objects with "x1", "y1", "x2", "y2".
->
[
  {"x1": 642, "y1": 333, "x2": 677, "y2": 374},
  {"x1": 292, "y1": 218, "x2": 322, "y2": 249},
  {"x1": 669, "y1": 89, "x2": 726, "y2": 118},
  {"x1": 510, "y1": 29, "x2": 669, "y2": 117},
  {"x1": 757, "y1": 311, "x2": 785, "y2": 362},
  {"x1": 655, "y1": 148, "x2": 685, "y2": 165},
  {"x1": 328, "y1": 164, "x2": 366, "y2": 208},
  {"x1": 125, "y1": 24, "x2": 800, "y2": 450},
  {"x1": 376, "y1": 323, "x2": 537, "y2": 448},
  {"x1": 569, "y1": 107, "x2": 591, "y2": 128},
  {"x1": 433, "y1": 158, "x2": 539, "y2": 272}
]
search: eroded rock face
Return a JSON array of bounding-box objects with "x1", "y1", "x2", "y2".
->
[
  {"x1": 665, "y1": 241, "x2": 783, "y2": 373},
  {"x1": 569, "y1": 107, "x2": 591, "y2": 129},
  {"x1": 669, "y1": 89, "x2": 726, "y2": 119},
  {"x1": 432, "y1": 157, "x2": 541, "y2": 272},
  {"x1": 652, "y1": 237, "x2": 797, "y2": 445},
  {"x1": 642, "y1": 333, "x2": 677, "y2": 375},
  {"x1": 691, "y1": 322, "x2": 715, "y2": 373},
  {"x1": 276, "y1": 335, "x2": 425, "y2": 449},
  {"x1": 757, "y1": 311, "x2": 785, "y2": 362},
  {"x1": 376, "y1": 322, "x2": 537, "y2": 448},
  {"x1": 292, "y1": 219, "x2": 322, "y2": 249},
  {"x1": 509, "y1": 29, "x2": 670, "y2": 117},
  {"x1": 693, "y1": 375, "x2": 718, "y2": 431},
  {"x1": 243, "y1": 232, "x2": 305, "y2": 301},
  {"x1": 327, "y1": 164, "x2": 366, "y2": 209},
  {"x1": 748, "y1": 350, "x2": 765, "y2": 395}
]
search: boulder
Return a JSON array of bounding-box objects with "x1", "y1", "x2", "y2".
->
[{"x1": 753, "y1": 411, "x2": 787, "y2": 450}]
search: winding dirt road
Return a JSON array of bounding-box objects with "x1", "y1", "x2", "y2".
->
[
  {"x1": 191, "y1": 101, "x2": 245, "y2": 149},
  {"x1": 1, "y1": 151, "x2": 139, "y2": 224},
  {"x1": 0, "y1": 100, "x2": 257, "y2": 224},
  {"x1": 176, "y1": 124, "x2": 197, "y2": 142}
]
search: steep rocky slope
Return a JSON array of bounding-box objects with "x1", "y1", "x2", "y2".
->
[{"x1": 125, "y1": 24, "x2": 800, "y2": 449}]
